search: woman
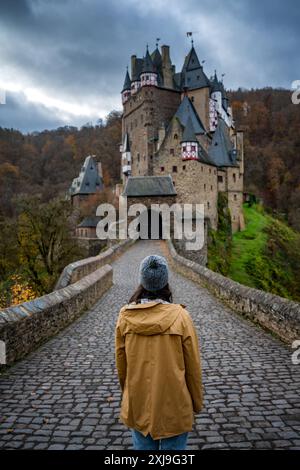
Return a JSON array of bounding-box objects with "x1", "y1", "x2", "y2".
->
[{"x1": 115, "y1": 254, "x2": 203, "y2": 450}]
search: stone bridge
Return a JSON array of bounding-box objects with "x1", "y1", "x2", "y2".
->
[{"x1": 0, "y1": 240, "x2": 299, "y2": 450}]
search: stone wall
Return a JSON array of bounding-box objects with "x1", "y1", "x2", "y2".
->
[
  {"x1": 0, "y1": 238, "x2": 136, "y2": 366},
  {"x1": 153, "y1": 122, "x2": 219, "y2": 230},
  {"x1": 0, "y1": 265, "x2": 113, "y2": 366},
  {"x1": 166, "y1": 238, "x2": 300, "y2": 344},
  {"x1": 123, "y1": 86, "x2": 181, "y2": 177}
]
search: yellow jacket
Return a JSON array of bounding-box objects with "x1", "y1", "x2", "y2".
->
[{"x1": 115, "y1": 301, "x2": 203, "y2": 440}]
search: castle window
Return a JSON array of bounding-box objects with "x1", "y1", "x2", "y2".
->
[
  {"x1": 218, "y1": 175, "x2": 223, "y2": 183},
  {"x1": 211, "y1": 185, "x2": 213, "y2": 191},
  {"x1": 201, "y1": 166, "x2": 203, "y2": 172},
  {"x1": 160, "y1": 166, "x2": 164, "y2": 172},
  {"x1": 204, "y1": 184, "x2": 206, "y2": 190},
  {"x1": 150, "y1": 155, "x2": 153, "y2": 160},
  {"x1": 234, "y1": 194, "x2": 237, "y2": 201},
  {"x1": 214, "y1": 142, "x2": 218, "y2": 146},
  {"x1": 191, "y1": 96, "x2": 194, "y2": 102},
  {"x1": 182, "y1": 165, "x2": 186, "y2": 170},
  {"x1": 174, "y1": 134, "x2": 178, "y2": 140},
  {"x1": 197, "y1": 75, "x2": 200, "y2": 80},
  {"x1": 233, "y1": 173, "x2": 236, "y2": 183},
  {"x1": 207, "y1": 201, "x2": 210, "y2": 209},
  {"x1": 209, "y1": 168, "x2": 211, "y2": 174},
  {"x1": 173, "y1": 181, "x2": 176, "y2": 186},
  {"x1": 191, "y1": 145, "x2": 196, "y2": 151},
  {"x1": 183, "y1": 146, "x2": 186, "y2": 152},
  {"x1": 172, "y1": 166, "x2": 177, "y2": 173},
  {"x1": 137, "y1": 153, "x2": 140, "y2": 162},
  {"x1": 170, "y1": 148, "x2": 174, "y2": 155}
]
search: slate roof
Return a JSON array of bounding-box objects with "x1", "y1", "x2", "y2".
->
[
  {"x1": 210, "y1": 71, "x2": 223, "y2": 93},
  {"x1": 69, "y1": 155, "x2": 104, "y2": 196},
  {"x1": 175, "y1": 96, "x2": 206, "y2": 134},
  {"x1": 181, "y1": 46, "x2": 210, "y2": 90},
  {"x1": 142, "y1": 48, "x2": 155, "y2": 73},
  {"x1": 123, "y1": 175, "x2": 177, "y2": 197},
  {"x1": 208, "y1": 118, "x2": 238, "y2": 167},
  {"x1": 122, "y1": 68, "x2": 131, "y2": 91},
  {"x1": 181, "y1": 115, "x2": 197, "y2": 142},
  {"x1": 151, "y1": 47, "x2": 162, "y2": 69},
  {"x1": 78, "y1": 216, "x2": 101, "y2": 228}
]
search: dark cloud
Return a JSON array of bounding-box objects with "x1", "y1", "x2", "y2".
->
[
  {"x1": 0, "y1": 0, "x2": 299, "y2": 132},
  {"x1": 0, "y1": 91, "x2": 97, "y2": 133}
]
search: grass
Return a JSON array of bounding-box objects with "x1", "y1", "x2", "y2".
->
[{"x1": 228, "y1": 204, "x2": 270, "y2": 286}]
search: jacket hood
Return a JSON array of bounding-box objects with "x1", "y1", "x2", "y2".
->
[{"x1": 120, "y1": 302, "x2": 184, "y2": 336}]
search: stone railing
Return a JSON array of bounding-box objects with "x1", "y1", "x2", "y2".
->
[
  {"x1": 55, "y1": 238, "x2": 135, "y2": 289},
  {"x1": 166, "y1": 239, "x2": 300, "y2": 344},
  {"x1": 0, "y1": 238, "x2": 135, "y2": 366}
]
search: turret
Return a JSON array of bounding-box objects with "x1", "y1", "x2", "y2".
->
[
  {"x1": 121, "y1": 133, "x2": 131, "y2": 178},
  {"x1": 121, "y1": 67, "x2": 131, "y2": 104},
  {"x1": 210, "y1": 71, "x2": 223, "y2": 113},
  {"x1": 181, "y1": 116, "x2": 199, "y2": 161},
  {"x1": 140, "y1": 46, "x2": 158, "y2": 87}
]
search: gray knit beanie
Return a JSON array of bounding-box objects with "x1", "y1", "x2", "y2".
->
[{"x1": 139, "y1": 255, "x2": 169, "y2": 292}]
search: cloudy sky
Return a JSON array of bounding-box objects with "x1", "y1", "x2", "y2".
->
[{"x1": 0, "y1": 0, "x2": 299, "y2": 133}]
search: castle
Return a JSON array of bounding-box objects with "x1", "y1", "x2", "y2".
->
[{"x1": 119, "y1": 43, "x2": 244, "y2": 233}]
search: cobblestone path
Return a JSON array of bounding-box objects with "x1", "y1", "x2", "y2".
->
[{"x1": 0, "y1": 240, "x2": 299, "y2": 450}]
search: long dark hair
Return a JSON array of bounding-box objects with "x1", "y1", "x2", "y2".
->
[{"x1": 129, "y1": 283, "x2": 173, "y2": 304}]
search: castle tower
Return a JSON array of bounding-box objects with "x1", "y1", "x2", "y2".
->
[
  {"x1": 121, "y1": 67, "x2": 131, "y2": 104},
  {"x1": 181, "y1": 46, "x2": 210, "y2": 131},
  {"x1": 210, "y1": 71, "x2": 233, "y2": 128},
  {"x1": 140, "y1": 46, "x2": 158, "y2": 87}
]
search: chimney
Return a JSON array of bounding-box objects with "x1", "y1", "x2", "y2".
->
[
  {"x1": 131, "y1": 55, "x2": 137, "y2": 79},
  {"x1": 161, "y1": 45, "x2": 173, "y2": 89}
]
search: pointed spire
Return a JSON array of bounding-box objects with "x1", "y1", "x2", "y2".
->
[
  {"x1": 182, "y1": 115, "x2": 197, "y2": 142},
  {"x1": 211, "y1": 70, "x2": 222, "y2": 93},
  {"x1": 142, "y1": 45, "x2": 155, "y2": 73},
  {"x1": 122, "y1": 67, "x2": 131, "y2": 91}
]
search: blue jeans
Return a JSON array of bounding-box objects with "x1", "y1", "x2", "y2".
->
[{"x1": 131, "y1": 429, "x2": 189, "y2": 450}]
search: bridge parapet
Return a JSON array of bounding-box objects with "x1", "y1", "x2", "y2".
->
[
  {"x1": 167, "y1": 239, "x2": 300, "y2": 344},
  {"x1": 0, "y1": 238, "x2": 135, "y2": 366}
]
